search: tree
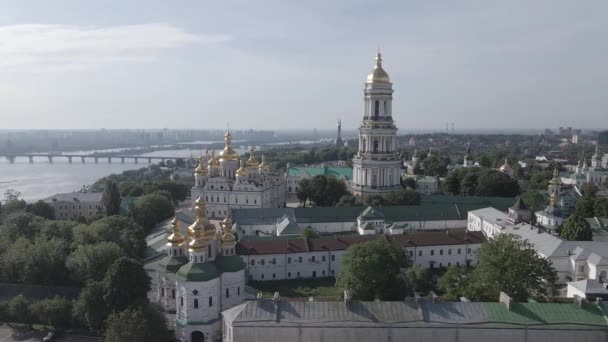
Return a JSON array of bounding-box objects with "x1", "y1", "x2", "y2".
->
[
  {"x1": 103, "y1": 257, "x2": 151, "y2": 312},
  {"x1": 443, "y1": 171, "x2": 462, "y2": 195},
  {"x1": 297, "y1": 179, "x2": 312, "y2": 206},
  {"x1": 594, "y1": 198, "x2": 608, "y2": 217},
  {"x1": 463, "y1": 234, "x2": 556, "y2": 301},
  {"x1": 574, "y1": 198, "x2": 595, "y2": 217},
  {"x1": 475, "y1": 169, "x2": 520, "y2": 197},
  {"x1": 30, "y1": 296, "x2": 73, "y2": 330},
  {"x1": 1, "y1": 236, "x2": 69, "y2": 285},
  {"x1": 102, "y1": 179, "x2": 122, "y2": 216},
  {"x1": 520, "y1": 191, "x2": 545, "y2": 211},
  {"x1": 337, "y1": 238, "x2": 410, "y2": 300},
  {"x1": 297, "y1": 176, "x2": 349, "y2": 207},
  {"x1": 25, "y1": 200, "x2": 56, "y2": 220},
  {"x1": 336, "y1": 195, "x2": 363, "y2": 207},
  {"x1": 300, "y1": 227, "x2": 319, "y2": 239},
  {"x1": 72, "y1": 216, "x2": 146, "y2": 257},
  {"x1": 8, "y1": 295, "x2": 32, "y2": 326},
  {"x1": 423, "y1": 156, "x2": 448, "y2": 177},
  {"x1": 104, "y1": 304, "x2": 171, "y2": 342},
  {"x1": 384, "y1": 188, "x2": 421, "y2": 205},
  {"x1": 402, "y1": 177, "x2": 417, "y2": 190},
  {"x1": 4, "y1": 189, "x2": 21, "y2": 201},
  {"x1": 460, "y1": 172, "x2": 479, "y2": 196},
  {"x1": 437, "y1": 265, "x2": 467, "y2": 301},
  {"x1": 67, "y1": 242, "x2": 126, "y2": 283},
  {"x1": 73, "y1": 281, "x2": 109, "y2": 333},
  {"x1": 405, "y1": 266, "x2": 433, "y2": 295},
  {"x1": 581, "y1": 182, "x2": 598, "y2": 198},
  {"x1": 129, "y1": 193, "x2": 174, "y2": 233},
  {"x1": 560, "y1": 215, "x2": 592, "y2": 241}
]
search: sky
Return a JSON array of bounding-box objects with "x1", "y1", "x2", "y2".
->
[{"x1": 0, "y1": 0, "x2": 606, "y2": 131}]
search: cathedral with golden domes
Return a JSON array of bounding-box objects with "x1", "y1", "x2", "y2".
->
[
  {"x1": 155, "y1": 197, "x2": 246, "y2": 342},
  {"x1": 351, "y1": 51, "x2": 402, "y2": 198},
  {"x1": 191, "y1": 130, "x2": 287, "y2": 218}
]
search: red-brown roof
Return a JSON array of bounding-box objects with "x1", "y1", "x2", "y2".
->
[{"x1": 236, "y1": 229, "x2": 484, "y2": 255}]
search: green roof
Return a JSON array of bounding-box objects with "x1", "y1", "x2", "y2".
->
[
  {"x1": 176, "y1": 261, "x2": 220, "y2": 282},
  {"x1": 215, "y1": 255, "x2": 246, "y2": 273},
  {"x1": 287, "y1": 166, "x2": 352, "y2": 180},
  {"x1": 157, "y1": 255, "x2": 189, "y2": 273},
  {"x1": 360, "y1": 206, "x2": 384, "y2": 219},
  {"x1": 419, "y1": 195, "x2": 516, "y2": 211},
  {"x1": 483, "y1": 302, "x2": 607, "y2": 326}
]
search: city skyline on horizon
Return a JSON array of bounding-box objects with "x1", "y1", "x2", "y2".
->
[{"x1": 1, "y1": 1, "x2": 607, "y2": 130}]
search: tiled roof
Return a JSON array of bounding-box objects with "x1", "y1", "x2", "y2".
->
[
  {"x1": 44, "y1": 192, "x2": 103, "y2": 203},
  {"x1": 236, "y1": 229, "x2": 484, "y2": 255}
]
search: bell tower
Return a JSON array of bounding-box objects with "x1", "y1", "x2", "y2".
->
[{"x1": 352, "y1": 51, "x2": 402, "y2": 198}]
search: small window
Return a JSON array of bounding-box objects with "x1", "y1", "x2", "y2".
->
[
  {"x1": 409, "y1": 251, "x2": 413, "y2": 257},
  {"x1": 298, "y1": 256, "x2": 303, "y2": 263},
  {"x1": 194, "y1": 299, "x2": 199, "y2": 309},
  {"x1": 458, "y1": 249, "x2": 462, "y2": 255},
  {"x1": 331, "y1": 255, "x2": 335, "y2": 261},
  {"x1": 226, "y1": 288, "x2": 229, "y2": 298},
  {"x1": 467, "y1": 248, "x2": 471, "y2": 254},
  {"x1": 322, "y1": 256, "x2": 326, "y2": 262},
  {"x1": 260, "y1": 259, "x2": 265, "y2": 265},
  {"x1": 288, "y1": 272, "x2": 291, "y2": 277},
  {"x1": 261, "y1": 274, "x2": 264, "y2": 279},
  {"x1": 430, "y1": 250, "x2": 434, "y2": 256},
  {"x1": 272, "y1": 273, "x2": 276, "y2": 279},
  {"x1": 180, "y1": 297, "x2": 183, "y2": 306},
  {"x1": 250, "y1": 259, "x2": 254, "y2": 266},
  {"x1": 288, "y1": 257, "x2": 292, "y2": 264},
  {"x1": 440, "y1": 249, "x2": 443, "y2": 256},
  {"x1": 238, "y1": 286, "x2": 240, "y2": 296},
  {"x1": 172, "y1": 289, "x2": 175, "y2": 299},
  {"x1": 311, "y1": 256, "x2": 316, "y2": 262},
  {"x1": 418, "y1": 250, "x2": 422, "y2": 256},
  {"x1": 448, "y1": 249, "x2": 452, "y2": 255},
  {"x1": 208, "y1": 296, "x2": 213, "y2": 307},
  {"x1": 272, "y1": 258, "x2": 276, "y2": 265},
  {"x1": 161, "y1": 288, "x2": 165, "y2": 297},
  {"x1": 297, "y1": 272, "x2": 300, "y2": 277}
]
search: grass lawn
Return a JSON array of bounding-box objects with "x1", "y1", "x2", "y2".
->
[{"x1": 248, "y1": 277, "x2": 342, "y2": 298}]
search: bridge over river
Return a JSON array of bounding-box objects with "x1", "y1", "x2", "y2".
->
[{"x1": 1, "y1": 154, "x2": 184, "y2": 165}]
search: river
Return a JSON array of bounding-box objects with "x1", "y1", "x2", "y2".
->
[{"x1": 0, "y1": 139, "x2": 331, "y2": 202}]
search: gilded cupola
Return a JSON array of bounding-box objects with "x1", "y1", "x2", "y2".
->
[
  {"x1": 220, "y1": 130, "x2": 239, "y2": 162},
  {"x1": 258, "y1": 155, "x2": 270, "y2": 173},
  {"x1": 366, "y1": 51, "x2": 391, "y2": 84},
  {"x1": 236, "y1": 159, "x2": 248, "y2": 177},
  {"x1": 188, "y1": 197, "x2": 217, "y2": 252},
  {"x1": 246, "y1": 146, "x2": 259, "y2": 168},
  {"x1": 220, "y1": 215, "x2": 236, "y2": 245},
  {"x1": 207, "y1": 150, "x2": 220, "y2": 168},
  {"x1": 167, "y1": 217, "x2": 185, "y2": 245},
  {"x1": 194, "y1": 156, "x2": 207, "y2": 175}
]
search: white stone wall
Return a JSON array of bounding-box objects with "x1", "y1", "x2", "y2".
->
[
  {"x1": 221, "y1": 270, "x2": 246, "y2": 311},
  {"x1": 50, "y1": 200, "x2": 103, "y2": 220},
  {"x1": 177, "y1": 278, "x2": 221, "y2": 324},
  {"x1": 406, "y1": 244, "x2": 479, "y2": 269}
]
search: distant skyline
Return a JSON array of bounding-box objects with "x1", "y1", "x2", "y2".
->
[{"x1": 0, "y1": 0, "x2": 606, "y2": 130}]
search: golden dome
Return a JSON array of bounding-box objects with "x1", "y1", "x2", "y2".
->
[
  {"x1": 194, "y1": 156, "x2": 207, "y2": 175},
  {"x1": 366, "y1": 51, "x2": 391, "y2": 84},
  {"x1": 499, "y1": 158, "x2": 512, "y2": 172},
  {"x1": 220, "y1": 216, "x2": 236, "y2": 244},
  {"x1": 167, "y1": 217, "x2": 185, "y2": 245},
  {"x1": 207, "y1": 150, "x2": 220, "y2": 168},
  {"x1": 550, "y1": 191, "x2": 560, "y2": 207},
  {"x1": 236, "y1": 159, "x2": 248, "y2": 177},
  {"x1": 258, "y1": 155, "x2": 270, "y2": 173},
  {"x1": 220, "y1": 130, "x2": 239, "y2": 162},
  {"x1": 246, "y1": 146, "x2": 259, "y2": 168},
  {"x1": 188, "y1": 197, "x2": 217, "y2": 252}
]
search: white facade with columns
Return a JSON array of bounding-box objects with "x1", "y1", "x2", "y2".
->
[{"x1": 352, "y1": 52, "x2": 402, "y2": 198}]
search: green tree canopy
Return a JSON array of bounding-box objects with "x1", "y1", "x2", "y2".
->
[
  {"x1": 581, "y1": 182, "x2": 598, "y2": 198},
  {"x1": 103, "y1": 304, "x2": 171, "y2": 342},
  {"x1": 337, "y1": 238, "x2": 410, "y2": 300},
  {"x1": 24, "y1": 200, "x2": 56, "y2": 220},
  {"x1": 463, "y1": 234, "x2": 557, "y2": 301},
  {"x1": 574, "y1": 198, "x2": 595, "y2": 217},
  {"x1": 67, "y1": 242, "x2": 126, "y2": 283},
  {"x1": 73, "y1": 281, "x2": 109, "y2": 333},
  {"x1": 128, "y1": 193, "x2": 174, "y2": 233},
  {"x1": 297, "y1": 175, "x2": 349, "y2": 207},
  {"x1": 72, "y1": 216, "x2": 146, "y2": 257},
  {"x1": 475, "y1": 169, "x2": 521, "y2": 197},
  {"x1": 103, "y1": 257, "x2": 151, "y2": 312},
  {"x1": 594, "y1": 198, "x2": 608, "y2": 217},
  {"x1": 29, "y1": 296, "x2": 73, "y2": 330},
  {"x1": 8, "y1": 295, "x2": 32, "y2": 326},
  {"x1": 560, "y1": 214, "x2": 592, "y2": 241},
  {"x1": 423, "y1": 155, "x2": 448, "y2": 177},
  {"x1": 405, "y1": 266, "x2": 433, "y2": 296},
  {"x1": 335, "y1": 195, "x2": 363, "y2": 207},
  {"x1": 102, "y1": 179, "x2": 122, "y2": 216},
  {"x1": 437, "y1": 265, "x2": 467, "y2": 301}
]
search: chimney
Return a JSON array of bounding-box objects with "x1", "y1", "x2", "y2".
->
[
  {"x1": 573, "y1": 294, "x2": 584, "y2": 308},
  {"x1": 499, "y1": 292, "x2": 512, "y2": 310},
  {"x1": 344, "y1": 290, "x2": 351, "y2": 309}
]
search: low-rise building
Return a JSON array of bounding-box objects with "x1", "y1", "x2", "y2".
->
[
  {"x1": 44, "y1": 191, "x2": 103, "y2": 220},
  {"x1": 222, "y1": 296, "x2": 608, "y2": 342},
  {"x1": 237, "y1": 229, "x2": 484, "y2": 281},
  {"x1": 285, "y1": 165, "x2": 352, "y2": 194}
]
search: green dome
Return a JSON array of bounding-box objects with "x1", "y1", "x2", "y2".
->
[
  {"x1": 176, "y1": 262, "x2": 220, "y2": 282},
  {"x1": 215, "y1": 255, "x2": 246, "y2": 273},
  {"x1": 157, "y1": 255, "x2": 189, "y2": 274}
]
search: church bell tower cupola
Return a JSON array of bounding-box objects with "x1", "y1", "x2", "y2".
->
[
  {"x1": 187, "y1": 197, "x2": 218, "y2": 263},
  {"x1": 352, "y1": 51, "x2": 402, "y2": 198}
]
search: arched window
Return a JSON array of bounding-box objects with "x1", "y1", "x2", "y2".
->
[
  {"x1": 161, "y1": 288, "x2": 165, "y2": 297},
  {"x1": 180, "y1": 297, "x2": 184, "y2": 307},
  {"x1": 384, "y1": 100, "x2": 387, "y2": 115},
  {"x1": 238, "y1": 286, "x2": 240, "y2": 296},
  {"x1": 374, "y1": 100, "x2": 379, "y2": 118},
  {"x1": 172, "y1": 289, "x2": 175, "y2": 299},
  {"x1": 373, "y1": 139, "x2": 379, "y2": 153},
  {"x1": 194, "y1": 299, "x2": 199, "y2": 309},
  {"x1": 372, "y1": 174, "x2": 377, "y2": 187},
  {"x1": 385, "y1": 139, "x2": 390, "y2": 152},
  {"x1": 226, "y1": 288, "x2": 230, "y2": 298},
  {"x1": 362, "y1": 138, "x2": 367, "y2": 152},
  {"x1": 208, "y1": 296, "x2": 213, "y2": 307}
]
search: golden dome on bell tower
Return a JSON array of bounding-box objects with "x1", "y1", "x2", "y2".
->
[
  {"x1": 220, "y1": 215, "x2": 236, "y2": 244},
  {"x1": 236, "y1": 159, "x2": 248, "y2": 177},
  {"x1": 258, "y1": 155, "x2": 270, "y2": 173},
  {"x1": 208, "y1": 150, "x2": 220, "y2": 168},
  {"x1": 194, "y1": 156, "x2": 207, "y2": 175},
  {"x1": 246, "y1": 146, "x2": 259, "y2": 168},
  {"x1": 167, "y1": 217, "x2": 185, "y2": 245},
  {"x1": 188, "y1": 197, "x2": 217, "y2": 252},
  {"x1": 366, "y1": 51, "x2": 391, "y2": 84}
]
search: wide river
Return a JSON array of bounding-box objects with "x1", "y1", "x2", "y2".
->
[{"x1": 0, "y1": 139, "x2": 332, "y2": 202}]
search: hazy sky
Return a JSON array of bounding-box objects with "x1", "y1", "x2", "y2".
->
[{"x1": 0, "y1": 0, "x2": 606, "y2": 130}]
